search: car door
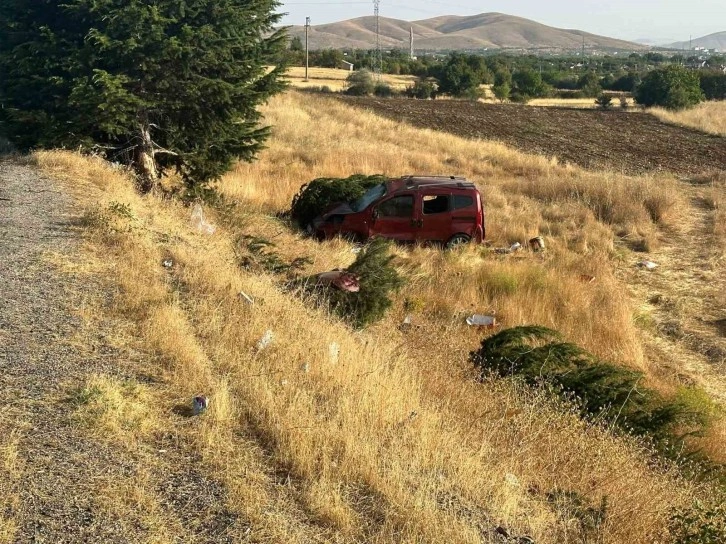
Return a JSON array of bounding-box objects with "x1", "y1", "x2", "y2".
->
[
  {"x1": 369, "y1": 193, "x2": 416, "y2": 242},
  {"x1": 415, "y1": 191, "x2": 452, "y2": 243}
]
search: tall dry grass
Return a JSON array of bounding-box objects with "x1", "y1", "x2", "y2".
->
[
  {"x1": 284, "y1": 66, "x2": 416, "y2": 92},
  {"x1": 649, "y1": 101, "x2": 726, "y2": 137},
  {"x1": 225, "y1": 92, "x2": 687, "y2": 372},
  {"x1": 0, "y1": 426, "x2": 21, "y2": 544},
  {"x1": 32, "y1": 87, "x2": 709, "y2": 542}
]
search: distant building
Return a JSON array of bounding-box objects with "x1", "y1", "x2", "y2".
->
[{"x1": 340, "y1": 60, "x2": 354, "y2": 72}]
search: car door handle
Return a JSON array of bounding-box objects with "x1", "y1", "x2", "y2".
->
[{"x1": 410, "y1": 219, "x2": 422, "y2": 227}]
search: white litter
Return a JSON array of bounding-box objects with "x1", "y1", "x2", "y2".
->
[
  {"x1": 509, "y1": 242, "x2": 522, "y2": 252},
  {"x1": 505, "y1": 473, "x2": 520, "y2": 487},
  {"x1": 190, "y1": 203, "x2": 216, "y2": 235},
  {"x1": 329, "y1": 342, "x2": 340, "y2": 365},
  {"x1": 162, "y1": 259, "x2": 173, "y2": 269},
  {"x1": 466, "y1": 315, "x2": 497, "y2": 328},
  {"x1": 638, "y1": 260, "x2": 658, "y2": 270},
  {"x1": 257, "y1": 329, "x2": 274, "y2": 351},
  {"x1": 238, "y1": 290, "x2": 254, "y2": 305}
]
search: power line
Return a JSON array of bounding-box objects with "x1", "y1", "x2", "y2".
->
[{"x1": 373, "y1": 0, "x2": 382, "y2": 77}]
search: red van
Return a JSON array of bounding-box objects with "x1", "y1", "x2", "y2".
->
[{"x1": 312, "y1": 176, "x2": 485, "y2": 248}]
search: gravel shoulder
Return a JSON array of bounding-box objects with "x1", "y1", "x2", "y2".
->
[{"x1": 0, "y1": 159, "x2": 243, "y2": 543}]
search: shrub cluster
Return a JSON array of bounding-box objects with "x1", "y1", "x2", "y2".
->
[
  {"x1": 294, "y1": 238, "x2": 404, "y2": 328},
  {"x1": 404, "y1": 79, "x2": 437, "y2": 99},
  {"x1": 345, "y1": 69, "x2": 375, "y2": 96},
  {"x1": 290, "y1": 174, "x2": 388, "y2": 229},
  {"x1": 470, "y1": 326, "x2": 710, "y2": 447},
  {"x1": 635, "y1": 65, "x2": 704, "y2": 110}
]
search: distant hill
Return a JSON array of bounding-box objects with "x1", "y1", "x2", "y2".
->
[
  {"x1": 287, "y1": 12, "x2": 646, "y2": 51},
  {"x1": 668, "y1": 32, "x2": 726, "y2": 51}
]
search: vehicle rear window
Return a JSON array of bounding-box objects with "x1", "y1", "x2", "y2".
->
[
  {"x1": 378, "y1": 195, "x2": 413, "y2": 218},
  {"x1": 452, "y1": 195, "x2": 474, "y2": 210},
  {"x1": 422, "y1": 195, "x2": 449, "y2": 215}
]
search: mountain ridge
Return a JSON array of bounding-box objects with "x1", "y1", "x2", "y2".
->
[
  {"x1": 287, "y1": 12, "x2": 647, "y2": 51},
  {"x1": 668, "y1": 31, "x2": 726, "y2": 51}
]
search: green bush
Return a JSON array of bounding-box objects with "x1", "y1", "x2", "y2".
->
[
  {"x1": 578, "y1": 71, "x2": 602, "y2": 98},
  {"x1": 469, "y1": 326, "x2": 707, "y2": 446},
  {"x1": 635, "y1": 66, "x2": 704, "y2": 110},
  {"x1": 295, "y1": 238, "x2": 404, "y2": 328},
  {"x1": 290, "y1": 174, "x2": 388, "y2": 229},
  {"x1": 595, "y1": 94, "x2": 614, "y2": 110},
  {"x1": 436, "y1": 52, "x2": 492, "y2": 97},
  {"x1": 512, "y1": 69, "x2": 550, "y2": 100},
  {"x1": 345, "y1": 69, "x2": 375, "y2": 96},
  {"x1": 699, "y1": 71, "x2": 726, "y2": 100},
  {"x1": 373, "y1": 82, "x2": 393, "y2": 97},
  {"x1": 405, "y1": 79, "x2": 437, "y2": 99},
  {"x1": 492, "y1": 82, "x2": 511, "y2": 102}
]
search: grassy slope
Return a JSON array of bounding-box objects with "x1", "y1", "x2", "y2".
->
[
  {"x1": 31, "y1": 90, "x2": 725, "y2": 543},
  {"x1": 649, "y1": 101, "x2": 726, "y2": 137}
]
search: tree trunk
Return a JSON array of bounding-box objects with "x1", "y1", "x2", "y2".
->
[{"x1": 135, "y1": 122, "x2": 158, "y2": 193}]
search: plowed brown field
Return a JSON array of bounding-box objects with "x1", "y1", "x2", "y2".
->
[{"x1": 339, "y1": 96, "x2": 726, "y2": 176}]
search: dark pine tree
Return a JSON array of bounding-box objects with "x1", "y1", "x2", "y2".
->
[{"x1": 0, "y1": 0, "x2": 287, "y2": 190}]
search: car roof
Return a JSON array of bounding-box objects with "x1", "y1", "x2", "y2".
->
[{"x1": 388, "y1": 175, "x2": 477, "y2": 192}]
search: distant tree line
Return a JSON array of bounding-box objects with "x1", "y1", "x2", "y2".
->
[{"x1": 280, "y1": 42, "x2": 726, "y2": 109}]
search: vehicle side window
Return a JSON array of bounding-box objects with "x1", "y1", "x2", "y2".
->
[
  {"x1": 422, "y1": 195, "x2": 449, "y2": 215},
  {"x1": 378, "y1": 195, "x2": 414, "y2": 218},
  {"x1": 452, "y1": 195, "x2": 474, "y2": 210}
]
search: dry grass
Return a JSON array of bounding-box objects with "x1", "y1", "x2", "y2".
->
[
  {"x1": 71, "y1": 375, "x2": 158, "y2": 446},
  {"x1": 226, "y1": 92, "x2": 688, "y2": 372},
  {"x1": 284, "y1": 66, "x2": 417, "y2": 92},
  {"x1": 31, "y1": 90, "x2": 721, "y2": 542},
  {"x1": 649, "y1": 101, "x2": 726, "y2": 137},
  {"x1": 0, "y1": 426, "x2": 21, "y2": 544},
  {"x1": 528, "y1": 97, "x2": 637, "y2": 109}
]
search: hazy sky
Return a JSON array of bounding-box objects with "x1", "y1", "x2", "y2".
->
[{"x1": 279, "y1": 0, "x2": 725, "y2": 42}]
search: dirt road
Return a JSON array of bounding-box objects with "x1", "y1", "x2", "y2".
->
[
  {"x1": 0, "y1": 160, "x2": 242, "y2": 543},
  {"x1": 340, "y1": 97, "x2": 726, "y2": 176}
]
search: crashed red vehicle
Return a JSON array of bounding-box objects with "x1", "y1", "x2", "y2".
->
[{"x1": 312, "y1": 176, "x2": 485, "y2": 249}]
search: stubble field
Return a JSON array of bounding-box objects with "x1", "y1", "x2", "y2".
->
[{"x1": 339, "y1": 96, "x2": 726, "y2": 176}]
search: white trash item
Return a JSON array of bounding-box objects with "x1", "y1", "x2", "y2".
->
[
  {"x1": 238, "y1": 290, "x2": 254, "y2": 305},
  {"x1": 466, "y1": 315, "x2": 497, "y2": 328},
  {"x1": 190, "y1": 203, "x2": 216, "y2": 235},
  {"x1": 329, "y1": 342, "x2": 340, "y2": 365},
  {"x1": 257, "y1": 329, "x2": 274, "y2": 351},
  {"x1": 639, "y1": 260, "x2": 658, "y2": 271}
]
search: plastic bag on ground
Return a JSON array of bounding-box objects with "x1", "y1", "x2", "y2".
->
[{"x1": 190, "y1": 203, "x2": 216, "y2": 235}]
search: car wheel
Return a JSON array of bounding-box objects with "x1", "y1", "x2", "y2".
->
[{"x1": 446, "y1": 233, "x2": 471, "y2": 250}]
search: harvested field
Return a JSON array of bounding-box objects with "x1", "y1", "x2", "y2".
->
[{"x1": 339, "y1": 96, "x2": 726, "y2": 176}]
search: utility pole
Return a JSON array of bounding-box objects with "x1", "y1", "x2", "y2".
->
[
  {"x1": 409, "y1": 27, "x2": 414, "y2": 60},
  {"x1": 305, "y1": 17, "x2": 310, "y2": 82},
  {"x1": 373, "y1": 0, "x2": 381, "y2": 78}
]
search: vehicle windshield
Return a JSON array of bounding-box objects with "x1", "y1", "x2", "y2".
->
[{"x1": 350, "y1": 183, "x2": 386, "y2": 212}]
